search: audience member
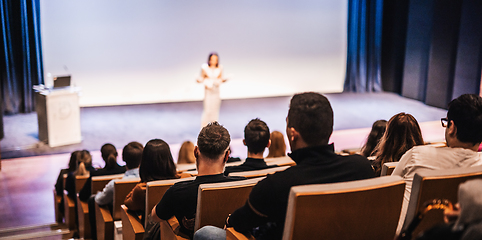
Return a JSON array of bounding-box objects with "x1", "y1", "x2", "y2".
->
[
  {"x1": 266, "y1": 130, "x2": 286, "y2": 158},
  {"x1": 360, "y1": 119, "x2": 387, "y2": 157},
  {"x1": 88, "y1": 142, "x2": 143, "y2": 240},
  {"x1": 415, "y1": 179, "x2": 482, "y2": 240},
  {"x1": 124, "y1": 139, "x2": 179, "y2": 221},
  {"x1": 195, "y1": 92, "x2": 375, "y2": 240},
  {"x1": 151, "y1": 122, "x2": 246, "y2": 239},
  {"x1": 55, "y1": 150, "x2": 81, "y2": 197},
  {"x1": 178, "y1": 140, "x2": 196, "y2": 164},
  {"x1": 65, "y1": 150, "x2": 93, "y2": 200},
  {"x1": 224, "y1": 118, "x2": 276, "y2": 175},
  {"x1": 392, "y1": 94, "x2": 482, "y2": 235},
  {"x1": 79, "y1": 143, "x2": 127, "y2": 201},
  {"x1": 92, "y1": 143, "x2": 126, "y2": 176},
  {"x1": 372, "y1": 113, "x2": 424, "y2": 176}
]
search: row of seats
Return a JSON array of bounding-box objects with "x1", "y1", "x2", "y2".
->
[
  {"x1": 53, "y1": 156, "x2": 294, "y2": 240},
  {"x1": 226, "y1": 164, "x2": 482, "y2": 240},
  {"x1": 55, "y1": 157, "x2": 482, "y2": 240}
]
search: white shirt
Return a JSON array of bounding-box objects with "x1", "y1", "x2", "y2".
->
[
  {"x1": 392, "y1": 145, "x2": 482, "y2": 234},
  {"x1": 94, "y1": 168, "x2": 140, "y2": 205}
]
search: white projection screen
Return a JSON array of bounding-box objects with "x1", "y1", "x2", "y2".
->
[{"x1": 40, "y1": 0, "x2": 347, "y2": 107}]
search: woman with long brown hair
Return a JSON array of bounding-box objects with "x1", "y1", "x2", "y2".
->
[
  {"x1": 372, "y1": 113, "x2": 424, "y2": 176},
  {"x1": 267, "y1": 131, "x2": 286, "y2": 158}
]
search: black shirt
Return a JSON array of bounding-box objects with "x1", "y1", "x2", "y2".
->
[
  {"x1": 224, "y1": 158, "x2": 278, "y2": 176},
  {"x1": 228, "y1": 144, "x2": 376, "y2": 240},
  {"x1": 155, "y1": 173, "x2": 246, "y2": 238},
  {"x1": 78, "y1": 163, "x2": 126, "y2": 201}
]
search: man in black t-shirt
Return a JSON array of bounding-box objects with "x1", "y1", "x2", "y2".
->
[
  {"x1": 151, "y1": 122, "x2": 246, "y2": 239},
  {"x1": 224, "y1": 118, "x2": 277, "y2": 176},
  {"x1": 193, "y1": 93, "x2": 376, "y2": 240}
]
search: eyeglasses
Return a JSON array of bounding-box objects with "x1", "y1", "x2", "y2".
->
[{"x1": 441, "y1": 118, "x2": 448, "y2": 127}]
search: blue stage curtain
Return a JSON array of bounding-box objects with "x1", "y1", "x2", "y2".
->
[
  {"x1": 344, "y1": 0, "x2": 383, "y2": 93},
  {"x1": 0, "y1": 0, "x2": 43, "y2": 117}
]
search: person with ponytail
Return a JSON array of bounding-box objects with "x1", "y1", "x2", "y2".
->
[
  {"x1": 78, "y1": 143, "x2": 126, "y2": 201},
  {"x1": 93, "y1": 143, "x2": 126, "y2": 176}
]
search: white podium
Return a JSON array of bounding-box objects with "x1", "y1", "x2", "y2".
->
[{"x1": 35, "y1": 87, "x2": 82, "y2": 147}]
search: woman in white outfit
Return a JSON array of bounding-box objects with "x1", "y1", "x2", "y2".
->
[{"x1": 197, "y1": 53, "x2": 227, "y2": 127}]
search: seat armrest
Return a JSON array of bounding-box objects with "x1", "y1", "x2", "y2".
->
[
  {"x1": 121, "y1": 205, "x2": 144, "y2": 240},
  {"x1": 226, "y1": 227, "x2": 255, "y2": 240}
]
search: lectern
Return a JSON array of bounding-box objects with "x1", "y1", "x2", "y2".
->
[{"x1": 35, "y1": 87, "x2": 82, "y2": 147}]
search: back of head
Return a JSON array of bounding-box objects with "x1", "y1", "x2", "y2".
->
[
  {"x1": 122, "y1": 142, "x2": 143, "y2": 169},
  {"x1": 244, "y1": 118, "x2": 270, "y2": 154},
  {"x1": 197, "y1": 121, "x2": 231, "y2": 161},
  {"x1": 101, "y1": 143, "x2": 118, "y2": 170},
  {"x1": 267, "y1": 131, "x2": 286, "y2": 158},
  {"x1": 139, "y1": 139, "x2": 177, "y2": 182},
  {"x1": 178, "y1": 141, "x2": 195, "y2": 164},
  {"x1": 361, "y1": 119, "x2": 387, "y2": 157},
  {"x1": 287, "y1": 92, "x2": 333, "y2": 146},
  {"x1": 375, "y1": 113, "x2": 424, "y2": 168},
  {"x1": 68, "y1": 150, "x2": 81, "y2": 172},
  {"x1": 447, "y1": 94, "x2": 482, "y2": 145},
  {"x1": 75, "y1": 150, "x2": 92, "y2": 176}
]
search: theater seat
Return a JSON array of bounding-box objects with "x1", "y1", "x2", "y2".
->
[
  {"x1": 228, "y1": 166, "x2": 289, "y2": 178},
  {"x1": 400, "y1": 165, "x2": 482, "y2": 238},
  {"x1": 227, "y1": 176, "x2": 405, "y2": 240},
  {"x1": 161, "y1": 177, "x2": 265, "y2": 239},
  {"x1": 381, "y1": 162, "x2": 398, "y2": 176}
]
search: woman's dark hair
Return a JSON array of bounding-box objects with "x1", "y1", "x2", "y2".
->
[
  {"x1": 361, "y1": 120, "x2": 387, "y2": 157},
  {"x1": 139, "y1": 139, "x2": 178, "y2": 183},
  {"x1": 267, "y1": 131, "x2": 286, "y2": 158},
  {"x1": 373, "y1": 113, "x2": 424, "y2": 176},
  {"x1": 68, "y1": 151, "x2": 81, "y2": 172},
  {"x1": 207, "y1": 52, "x2": 219, "y2": 67},
  {"x1": 101, "y1": 143, "x2": 118, "y2": 170}
]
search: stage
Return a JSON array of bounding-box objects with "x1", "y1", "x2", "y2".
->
[{"x1": 1, "y1": 92, "x2": 446, "y2": 159}]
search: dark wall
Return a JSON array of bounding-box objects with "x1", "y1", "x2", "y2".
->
[{"x1": 381, "y1": 0, "x2": 482, "y2": 109}]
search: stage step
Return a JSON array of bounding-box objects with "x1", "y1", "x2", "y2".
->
[{"x1": 0, "y1": 223, "x2": 71, "y2": 239}]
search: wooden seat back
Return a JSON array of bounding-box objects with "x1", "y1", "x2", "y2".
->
[
  {"x1": 176, "y1": 163, "x2": 196, "y2": 173},
  {"x1": 75, "y1": 175, "x2": 90, "y2": 192},
  {"x1": 92, "y1": 173, "x2": 124, "y2": 194},
  {"x1": 282, "y1": 176, "x2": 405, "y2": 240},
  {"x1": 145, "y1": 177, "x2": 195, "y2": 221},
  {"x1": 121, "y1": 177, "x2": 196, "y2": 240},
  {"x1": 113, "y1": 178, "x2": 140, "y2": 220},
  {"x1": 402, "y1": 165, "x2": 482, "y2": 238},
  {"x1": 381, "y1": 162, "x2": 398, "y2": 176},
  {"x1": 194, "y1": 177, "x2": 265, "y2": 231},
  {"x1": 77, "y1": 174, "x2": 123, "y2": 239},
  {"x1": 63, "y1": 174, "x2": 89, "y2": 230},
  {"x1": 228, "y1": 166, "x2": 290, "y2": 179},
  {"x1": 264, "y1": 156, "x2": 296, "y2": 167}
]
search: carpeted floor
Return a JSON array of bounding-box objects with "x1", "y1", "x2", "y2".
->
[{"x1": 0, "y1": 92, "x2": 447, "y2": 159}]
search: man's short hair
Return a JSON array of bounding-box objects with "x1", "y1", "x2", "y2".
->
[
  {"x1": 287, "y1": 92, "x2": 333, "y2": 146},
  {"x1": 197, "y1": 122, "x2": 231, "y2": 160},
  {"x1": 244, "y1": 118, "x2": 270, "y2": 154},
  {"x1": 122, "y1": 141, "x2": 144, "y2": 169},
  {"x1": 447, "y1": 94, "x2": 482, "y2": 144}
]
